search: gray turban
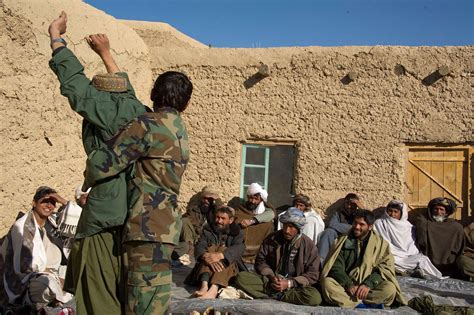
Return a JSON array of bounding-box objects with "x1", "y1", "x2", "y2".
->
[{"x1": 279, "y1": 207, "x2": 306, "y2": 230}]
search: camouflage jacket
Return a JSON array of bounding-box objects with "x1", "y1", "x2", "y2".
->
[
  {"x1": 49, "y1": 47, "x2": 147, "y2": 238},
  {"x1": 84, "y1": 108, "x2": 189, "y2": 244}
]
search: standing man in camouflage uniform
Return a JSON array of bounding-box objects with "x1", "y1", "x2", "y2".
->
[
  {"x1": 48, "y1": 12, "x2": 147, "y2": 314},
  {"x1": 84, "y1": 71, "x2": 192, "y2": 314}
]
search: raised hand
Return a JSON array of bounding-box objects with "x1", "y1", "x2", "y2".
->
[
  {"x1": 48, "y1": 11, "x2": 67, "y2": 37},
  {"x1": 85, "y1": 34, "x2": 111, "y2": 57}
]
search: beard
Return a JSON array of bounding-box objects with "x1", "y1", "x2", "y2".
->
[
  {"x1": 200, "y1": 203, "x2": 210, "y2": 214},
  {"x1": 214, "y1": 223, "x2": 230, "y2": 234},
  {"x1": 353, "y1": 228, "x2": 370, "y2": 239},
  {"x1": 246, "y1": 201, "x2": 258, "y2": 211},
  {"x1": 432, "y1": 215, "x2": 446, "y2": 222}
]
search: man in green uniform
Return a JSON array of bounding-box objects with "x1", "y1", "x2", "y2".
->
[
  {"x1": 84, "y1": 71, "x2": 192, "y2": 313},
  {"x1": 321, "y1": 210, "x2": 406, "y2": 308},
  {"x1": 48, "y1": 12, "x2": 148, "y2": 314}
]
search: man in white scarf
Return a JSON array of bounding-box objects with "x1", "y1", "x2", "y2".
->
[
  {"x1": 374, "y1": 200, "x2": 443, "y2": 279},
  {"x1": 239, "y1": 183, "x2": 274, "y2": 227},
  {"x1": 234, "y1": 183, "x2": 275, "y2": 263},
  {"x1": 2, "y1": 186, "x2": 72, "y2": 307}
]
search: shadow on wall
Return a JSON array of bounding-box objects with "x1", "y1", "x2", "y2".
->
[
  {"x1": 323, "y1": 201, "x2": 389, "y2": 225},
  {"x1": 372, "y1": 207, "x2": 387, "y2": 220},
  {"x1": 408, "y1": 208, "x2": 427, "y2": 225},
  {"x1": 228, "y1": 196, "x2": 243, "y2": 210},
  {"x1": 185, "y1": 192, "x2": 202, "y2": 213},
  {"x1": 323, "y1": 198, "x2": 344, "y2": 226},
  {"x1": 243, "y1": 73, "x2": 267, "y2": 89}
]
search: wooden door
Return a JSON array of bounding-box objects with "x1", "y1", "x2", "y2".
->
[{"x1": 405, "y1": 146, "x2": 472, "y2": 225}]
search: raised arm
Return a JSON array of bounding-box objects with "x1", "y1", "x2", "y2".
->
[
  {"x1": 48, "y1": 11, "x2": 68, "y2": 51},
  {"x1": 85, "y1": 34, "x2": 120, "y2": 74},
  {"x1": 48, "y1": 12, "x2": 145, "y2": 135}
]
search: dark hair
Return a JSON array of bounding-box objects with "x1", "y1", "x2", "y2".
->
[
  {"x1": 33, "y1": 186, "x2": 56, "y2": 201},
  {"x1": 353, "y1": 209, "x2": 375, "y2": 225},
  {"x1": 344, "y1": 193, "x2": 359, "y2": 201},
  {"x1": 150, "y1": 71, "x2": 193, "y2": 112},
  {"x1": 216, "y1": 206, "x2": 235, "y2": 218},
  {"x1": 386, "y1": 200, "x2": 403, "y2": 212},
  {"x1": 293, "y1": 194, "x2": 311, "y2": 207}
]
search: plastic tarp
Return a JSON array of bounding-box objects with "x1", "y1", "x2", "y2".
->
[
  {"x1": 35, "y1": 263, "x2": 474, "y2": 314},
  {"x1": 169, "y1": 264, "x2": 474, "y2": 314}
]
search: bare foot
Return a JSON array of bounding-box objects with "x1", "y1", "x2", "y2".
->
[
  {"x1": 191, "y1": 282, "x2": 209, "y2": 297},
  {"x1": 191, "y1": 289, "x2": 206, "y2": 297},
  {"x1": 198, "y1": 285, "x2": 219, "y2": 299}
]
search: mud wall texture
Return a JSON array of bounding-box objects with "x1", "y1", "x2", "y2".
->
[
  {"x1": 0, "y1": 0, "x2": 152, "y2": 235},
  {"x1": 146, "y1": 45, "x2": 473, "y2": 220},
  {"x1": 1, "y1": 0, "x2": 473, "y2": 236}
]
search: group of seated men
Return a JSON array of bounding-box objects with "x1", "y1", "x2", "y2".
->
[
  {"x1": 174, "y1": 184, "x2": 473, "y2": 308},
  {"x1": 1, "y1": 183, "x2": 473, "y2": 309}
]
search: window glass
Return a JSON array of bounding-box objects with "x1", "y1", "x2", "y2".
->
[
  {"x1": 240, "y1": 143, "x2": 296, "y2": 210},
  {"x1": 245, "y1": 147, "x2": 266, "y2": 165},
  {"x1": 243, "y1": 167, "x2": 265, "y2": 186}
]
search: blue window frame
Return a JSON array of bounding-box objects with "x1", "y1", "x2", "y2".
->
[{"x1": 239, "y1": 144, "x2": 270, "y2": 198}]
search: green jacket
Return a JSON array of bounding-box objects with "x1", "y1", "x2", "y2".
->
[
  {"x1": 327, "y1": 233, "x2": 383, "y2": 290},
  {"x1": 322, "y1": 230, "x2": 407, "y2": 305},
  {"x1": 49, "y1": 47, "x2": 147, "y2": 238},
  {"x1": 84, "y1": 109, "x2": 189, "y2": 244}
]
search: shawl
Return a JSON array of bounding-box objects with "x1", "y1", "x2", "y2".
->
[
  {"x1": 374, "y1": 202, "x2": 419, "y2": 259},
  {"x1": 57, "y1": 201, "x2": 83, "y2": 238},
  {"x1": 415, "y1": 210, "x2": 465, "y2": 267},
  {"x1": 1, "y1": 211, "x2": 52, "y2": 303},
  {"x1": 322, "y1": 230, "x2": 407, "y2": 305},
  {"x1": 235, "y1": 205, "x2": 273, "y2": 262}
]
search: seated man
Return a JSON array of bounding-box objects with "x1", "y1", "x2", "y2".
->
[
  {"x1": 234, "y1": 183, "x2": 275, "y2": 263},
  {"x1": 185, "y1": 206, "x2": 245, "y2": 299},
  {"x1": 415, "y1": 197, "x2": 464, "y2": 277},
  {"x1": 374, "y1": 200, "x2": 443, "y2": 279},
  {"x1": 174, "y1": 186, "x2": 223, "y2": 264},
  {"x1": 456, "y1": 223, "x2": 474, "y2": 282},
  {"x1": 235, "y1": 208, "x2": 322, "y2": 306},
  {"x1": 318, "y1": 193, "x2": 362, "y2": 263},
  {"x1": 2, "y1": 187, "x2": 72, "y2": 307},
  {"x1": 321, "y1": 210, "x2": 406, "y2": 308},
  {"x1": 278, "y1": 194, "x2": 325, "y2": 245}
]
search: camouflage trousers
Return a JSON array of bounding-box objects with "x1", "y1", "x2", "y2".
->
[{"x1": 124, "y1": 241, "x2": 174, "y2": 315}]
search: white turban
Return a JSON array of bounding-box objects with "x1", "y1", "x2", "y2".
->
[
  {"x1": 246, "y1": 183, "x2": 268, "y2": 202},
  {"x1": 75, "y1": 185, "x2": 91, "y2": 200}
]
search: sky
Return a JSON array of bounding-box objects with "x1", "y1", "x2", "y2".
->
[{"x1": 84, "y1": 0, "x2": 473, "y2": 48}]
